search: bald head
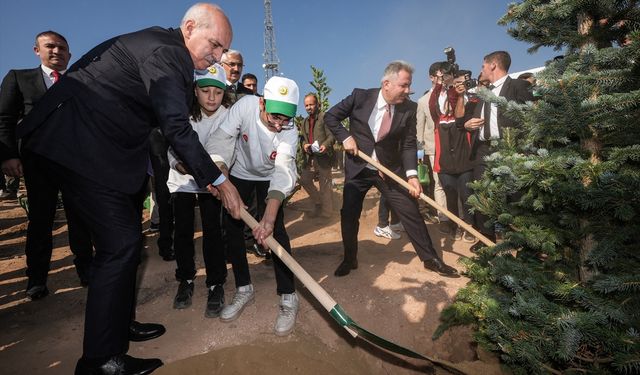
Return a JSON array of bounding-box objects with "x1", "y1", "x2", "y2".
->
[{"x1": 181, "y1": 3, "x2": 233, "y2": 69}]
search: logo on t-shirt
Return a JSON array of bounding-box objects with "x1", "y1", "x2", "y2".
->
[
  {"x1": 242, "y1": 133, "x2": 248, "y2": 142},
  {"x1": 269, "y1": 151, "x2": 277, "y2": 160}
]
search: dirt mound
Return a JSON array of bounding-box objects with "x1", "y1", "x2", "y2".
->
[{"x1": 0, "y1": 177, "x2": 505, "y2": 374}]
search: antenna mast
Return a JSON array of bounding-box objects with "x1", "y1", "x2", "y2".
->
[{"x1": 262, "y1": 0, "x2": 280, "y2": 81}]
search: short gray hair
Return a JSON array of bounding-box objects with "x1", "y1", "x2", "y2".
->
[
  {"x1": 381, "y1": 60, "x2": 414, "y2": 83},
  {"x1": 181, "y1": 3, "x2": 222, "y2": 28}
]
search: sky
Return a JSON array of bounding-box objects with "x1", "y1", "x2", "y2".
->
[{"x1": 0, "y1": 0, "x2": 562, "y2": 116}]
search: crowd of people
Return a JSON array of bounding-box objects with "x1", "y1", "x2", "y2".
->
[{"x1": 0, "y1": 2, "x2": 538, "y2": 374}]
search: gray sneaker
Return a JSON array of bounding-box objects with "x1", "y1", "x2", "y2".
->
[
  {"x1": 374, "y1": 225, "x2": 401, "y2": 240},
  {"x1": 274, "y1": 292, "x2": 299, "y2": 336},
  {"x1": 220, "y1": 284, "x2": 255, "y2": 322}
]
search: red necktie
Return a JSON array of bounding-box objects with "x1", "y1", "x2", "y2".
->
[
  {"x1": 52, "y1": 70, "x2": 60, "y2": 83},
  {"x1": 308, "y1": 116, "x2": 315, "y2": 143},
  {"x1": 377, "y1": 104, "x2": 392, "y2": 141}
]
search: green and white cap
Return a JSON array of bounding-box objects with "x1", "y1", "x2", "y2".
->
[
  {"x1": 195, "y1": 64, "x2": 227, "y2": 90},
  {"x1": 263, "y1": 76, "x2": 299, "y2": 118}
]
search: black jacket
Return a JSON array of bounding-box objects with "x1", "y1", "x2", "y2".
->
[
  {"x1": 0, "y1": 67, "x2": 47, "y2": 160},
  {"x1": 17, "y1": 27, "x2": 222, "y2": 194},
  {"x1": 457, "y1": 76, "x2": 535, "y2": 159}
]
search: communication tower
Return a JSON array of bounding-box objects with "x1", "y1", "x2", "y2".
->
[{"x1": 262, "y1": 0, "x2": 280, "y2": 81}]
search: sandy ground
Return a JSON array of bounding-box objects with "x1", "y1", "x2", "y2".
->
[{"x1": 0, "y1": 173, "x2": 506, "y2": 375}]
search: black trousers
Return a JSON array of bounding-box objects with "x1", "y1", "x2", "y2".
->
[
  {"x1": 226, "y1": 175, "x2": 294, "y2": 295},
  {"x1": 21, "y1": 150, "x2": 93, "y2": 285},
  {"x1": 341, "y1": 168, "x2": 439, "y2": 263},
  {"x1": 377, "y1": 194, "x2": 399, "y2": 227},
  {"x1": 148, "y1": 129, "x2": 174, "y2": 253},
  {"x1": 172, "y1": 192, "x2": 226, "y2": 287},
  {"x1": 439, "y1": 170, "x2": 474, "y2": 225},
  {"x1": 24, "y1": 152, "x2": 147, "y2": 359}
]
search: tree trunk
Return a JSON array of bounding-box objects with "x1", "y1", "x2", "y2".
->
[{"x1": 577, "y1": 12, "x2": 602, "y2": 283}]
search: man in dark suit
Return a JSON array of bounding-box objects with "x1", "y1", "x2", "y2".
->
[
  {"x1": 324, "y1": 61, "x2": 458, "y2": 278},
  {"x1": 14, "y1": 4, "x2": 244, "y2": 374},
  {"x1": 0, "y1": 31, "x2": 93, "y2": 299},
  {"x1": 462, "y1": 51, "x2": 534, "y2": 246}
]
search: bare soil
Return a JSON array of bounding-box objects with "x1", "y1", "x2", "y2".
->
[{"x1": 0, "y1": 174, "x2": 506, "y2": 375}]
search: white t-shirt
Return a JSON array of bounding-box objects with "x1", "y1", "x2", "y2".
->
[
  {"x1": 206, "y1": 95, "x2": 298, "y2": 199},
  {"x1": 166, "y1": 106, "x2": 228, "y2": 193}
]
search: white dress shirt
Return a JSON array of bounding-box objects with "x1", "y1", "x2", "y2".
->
[
  {"x1": 365, "y1": 90, "x2": 395, "y2": 169},
  {"x1": 363, "y1": 91, "x2": 416, "y2": 177},
  {"x1": 479, "y1": 74, "x2": 507, "y2": 141}
]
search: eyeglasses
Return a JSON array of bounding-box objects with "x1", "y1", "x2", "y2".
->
[
  {"x1": 222, "y1": 61, "x2": 244, "y2": 69},
  {"x1": 267, "y1": 113, "x2": 293, "y2": 129}
]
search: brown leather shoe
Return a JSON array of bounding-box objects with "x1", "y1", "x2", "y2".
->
[{"x1": 334, "y1": 260, "x2": 358, "y2": 277}]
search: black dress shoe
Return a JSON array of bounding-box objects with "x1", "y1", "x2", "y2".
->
[
  {"x1": 26, "y1": 284, "x2": 49, "y2": 300},
  {"x1": 75, "y1": 354, "x2": 163, "y2": 375},
  {"x1": 158, "y1": 248, "x2": 175, "y2": 261},
  {"x1": 334, "y1": 260, "x2": 358, "y2": 277},
  {"x1": 129, "y1": 321, "x2": 166, "y2": 342},
  {"x1": 424, "y1": 259, "x2": 460, "y2": 277}
]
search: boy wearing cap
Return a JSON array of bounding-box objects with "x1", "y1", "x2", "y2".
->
[
  {"x1": 167, "y1": 64, "x2": 229, "y2": 317},
  {"x1": 206, "y1": 76, "x2": 299, "y2": 336}
]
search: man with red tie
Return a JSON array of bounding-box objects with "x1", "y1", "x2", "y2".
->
[
  {"x1": 0, "y1": 31, "x2": 94, "y2": 299},
  {"x1": 324, "y1": 61, "x2": 459, "y2": 278}
]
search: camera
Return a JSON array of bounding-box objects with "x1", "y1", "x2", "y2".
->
[
  {"x1": 456, "y1": 70, "x2": 477, "y2": 91},
  {"x1": 463, "y1": 71, "x2": 477, "y2": 90},
  {"x1": 442, "y1": 46, "x2": 478, "y2": 90},
  {"x1": 443, "y1": 46, "x2": 459, "y2": 75}
]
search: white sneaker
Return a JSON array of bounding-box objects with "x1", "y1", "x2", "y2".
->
[
  {"x1": 389, "y1": 222, "x2": 405, "y2": 232},
  {"x1": 374, "y1": 225, "x2": 401, "y2": 240},
  {"x1": 220, "y1": 284, "x2": 255, "y2": 322},
  {"x1": 274, "y1": 292, "x2": 299, "y2": 336}
]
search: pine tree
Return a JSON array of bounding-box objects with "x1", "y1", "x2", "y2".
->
[
  {"x1": 435, "y1": 1, "x2": 640, "y2": 374},
  {"x1": 295, "y1": 66, "x2": 334, "y2": 173}
]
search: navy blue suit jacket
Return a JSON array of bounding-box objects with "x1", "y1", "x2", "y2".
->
[
  {"x1": 18, "y1": 27, "x2": 222, "y2": 194},
  {"x1": 324, "y1": 88, "x2": 418, "y2": 182}
]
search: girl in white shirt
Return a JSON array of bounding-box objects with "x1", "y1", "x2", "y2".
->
[{"x1": 167, "y1": 65, "x2": 228, "y2": 318}]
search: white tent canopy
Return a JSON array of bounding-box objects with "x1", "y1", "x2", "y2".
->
[{"x1": 509, "y1": 66, "x2": 545, "y2": 79}]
